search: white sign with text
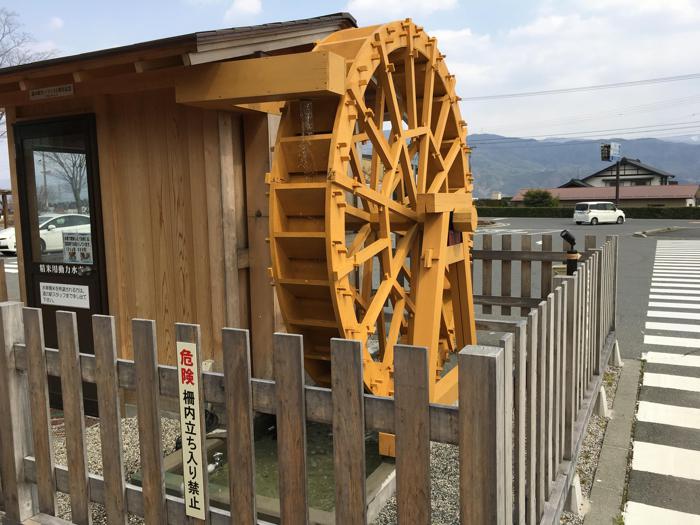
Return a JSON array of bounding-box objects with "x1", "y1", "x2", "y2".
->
[{"x1": 39, "y1": 282, "x2": 90, "y2": 309}]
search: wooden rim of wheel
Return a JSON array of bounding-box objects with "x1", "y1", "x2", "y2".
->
[{"x1": 269, "y1": 20, "x2": 477, "y2": 401}]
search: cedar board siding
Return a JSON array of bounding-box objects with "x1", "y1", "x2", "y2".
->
[{"x1": 9, "y1": 88, "x2": 278, "y2": 371}]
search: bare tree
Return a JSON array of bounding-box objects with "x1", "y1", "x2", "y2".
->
[
  {"x1": 0, "y1": 9, "x2": 54, "y2": 135},
  {"x1": 45, "y1": 152, "x2": 86, "y2": 212}
]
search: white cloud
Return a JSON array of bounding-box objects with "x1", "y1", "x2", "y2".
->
[
  {"x1": 426, "y1": 1, "x2": 700, "y2": 139},
  {"x1": 224, "y1": 0, "x2": 262, "y2": 21},
  {"x1": 347, "y1": 0, "x2": 458, "y2": 20},
  {"x1": 48, "y1": 16, "x2": 64, "y2": 30}
]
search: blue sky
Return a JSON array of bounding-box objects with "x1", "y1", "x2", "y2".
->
[{"x1": 3, "y1": 0, "x2": 700, "y2": 140}]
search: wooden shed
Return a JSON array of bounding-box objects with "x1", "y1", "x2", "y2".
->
[{"x1": 0, "y1": 12, "x2": 356, "y2": 380}]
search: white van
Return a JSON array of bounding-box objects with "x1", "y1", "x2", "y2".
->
[{"x1": 573, "y1": 201, "x2": 625, "y2": 225}]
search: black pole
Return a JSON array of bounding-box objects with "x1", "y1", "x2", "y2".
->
[{"x1": 615, "y1": 160, "x2": 620, "y2": 205}]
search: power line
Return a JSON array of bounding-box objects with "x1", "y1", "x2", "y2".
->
[
  {"x1": 479, "y1": 94, "x2": 700, "y2": 135},
  {"x1": 460, "y1": 72, "x2": 700, "y2": 101},
  {"x1": 470, "y1": 119, "x2": 700, "y2": 144}
]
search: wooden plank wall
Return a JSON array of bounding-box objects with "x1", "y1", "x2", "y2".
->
[{"x1": 11, "y1": 90, "x2": 282, "y2": 370}]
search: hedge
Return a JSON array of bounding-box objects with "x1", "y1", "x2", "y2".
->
[{"x1": 476, "y1": 206, "x2": 700, "y2": 219}]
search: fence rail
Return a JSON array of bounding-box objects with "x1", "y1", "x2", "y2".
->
[{"x1": 0, "y1": 235, "x2": 619, "y2": 525}]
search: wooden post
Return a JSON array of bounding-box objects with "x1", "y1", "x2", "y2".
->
[
  {"x1": 273, "y1": 332, "x2": 308, "y2": 525},
  {"x1": 459, "y1": 345, "x2": 506, "y2": 525},
  {"x1": 245, "y1": 113, "x2": 281, "y2": 380},
  {"x1": 222, "y1": 328, "x2": 256, "y2": 523},
  {"x1": 0, "y1": 302, "x2": 35, "y2": 522},
  {"x1": 132, "y1": 319, "x2": 167, "y2": 524},
  {"x1": 607, "y1": 235, "x2": 619, "y2": 331},
  {"x1": 556, "y1": 284, "x2": 566, "y2": 469},
  {"x1": 394, "y1": 344, "x2": 431, "y2": 525},
  {"x1": 482, "y1": 234, "x2": 493, "y2": 314},
  {"x1": 92, "y1": 315, "x2": 128, "y2": 525},
  {"x1": 331, "y1": 338, "x2": 366, "y2": 524},
  {"x1": 520, "y1": 235, "x2": 532, "y2": 317},
  {"x1": 541, "y1": 234, "x2": 553, "y2": 298},
  {"x1": 0, "y1": 259, "x2": 8, "y2": 302},
  {"x1": 501, "y1": 234, "x2": 512, "y2": 316},
  {"x1": 57, "y1": 311, "x2": 92, "y2": 525},
  {"x1": 24, "y1": 308, "x2": 56, "y2": 515},
  {"x1": 554, "y1": 275, "x2": 577, "y2": 460}
]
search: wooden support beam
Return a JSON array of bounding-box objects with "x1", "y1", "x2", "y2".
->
[{"x1": 176, "y1": 51, "x2": 345, "y2": 107}]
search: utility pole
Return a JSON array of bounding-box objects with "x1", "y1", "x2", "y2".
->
[{"x1": 615, "y1": 159, "x2": 620, "y2": 205}]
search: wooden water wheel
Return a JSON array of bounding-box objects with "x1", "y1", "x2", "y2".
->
[{"x1": 268, "y1": 19, "x2": 477, "y2": 411}]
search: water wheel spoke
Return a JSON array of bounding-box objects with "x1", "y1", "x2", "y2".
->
[
  {"x1": 403, "y1": 24, "x2": 418, "y2": 129},
  {"x1": 374, "y1": 36, "x2": 403, "y2": 135},
  {"x1": 433, "y1": 96, "x2": 451, "y2": 146},
  {"x1": 382, "y1": 296, "x2": 406, "y2": 367},
  {"x1": 421, "y1": 41, "x2": 437, "y2": 127}
]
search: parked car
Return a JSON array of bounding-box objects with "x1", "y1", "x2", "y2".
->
[
  {"x1": 573, "y1": 201, "x2": 625, "y2": 225},
  {"x1": 0, "y1": 213, "x2": 90, "y2": 255}
]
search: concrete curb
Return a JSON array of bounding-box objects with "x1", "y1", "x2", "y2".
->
[
  {"x1": 633, "y1": 226, "x2": 685, "y2": 238},
  {"x1": 585, "y1": 359, "x2": 642, "y2": 525}
]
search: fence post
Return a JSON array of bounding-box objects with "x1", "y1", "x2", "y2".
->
[
  {"x1": 459, "y1": 344, "x2": 507, "y2": 525},
  {"x1": 606, "y1": 235, "x2": 618, "y2": 331},
  {"x1": 0, "y1": 301, "x2": 36, "y2": 522}
]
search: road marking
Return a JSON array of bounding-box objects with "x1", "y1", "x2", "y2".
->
[
  {"x1": 643, "y1": 372, "x2": 700, "y2": 392},
  {"x1": 642, "y1": 350, "x2": 700, "y2": 366},
  {"x1": 637, "y1": 401, "x2": 700, "y2": 430},
  {"x1": 651, "y1": 281, "x2": 700, "y2": 289},
  {"x1": 645, "y1": 322, "x2": 700, "y2": 333},
  {"x1": 625, "y1": 501, "x2": 700, "y2": 525},
  {"x1": 644, "y1": 334, "x2": 700, "y2": 348},
  {"x1": 649, "y1": 294, "x2": 700, "y2": 302},
  {"x1": 648, "y1": 310, "x2": 700, "y2": 320},
  {"x1": 653, "y1": 271, "x2": 700, "y2": 276},
  {"x1": 648, "y1": 302, "x2": 700, "y2": 310},
  {"x1": 631, "y1": 441, "x2": 700, "y2": 481},
  {"x1": 652, "y1": 277, "x2": 700, "y2": 284},
  {"x1": 651, "y1": 288, "x2": 700, "y2": 295}
]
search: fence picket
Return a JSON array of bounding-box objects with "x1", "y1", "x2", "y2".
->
[
  {"x1": 273, "y1": 332, "x2": 308, "y2": 525},
  {"x1": 520, "y1": 235, "x2": 532, "y2": 317},
  {"x1": 330, "y1": 338, "x2": 366, "y2": 524},
  {"x1": 222, "y1": 328, "x2": 256, "y2": 523},
  {"x1": 24, "y1": 307, "x2": 56, "y2": 515},
  {"x1": 57, "y1": 311, "x2": 91, "y2": 525},
  {"x1": 394, "y1": 344, "x2": 431, "y2": 525},
  {"x1": 514, "y1": 321, "x2": 527, "y2": 525},
  {"x1": 545, "y1": 293, "x2": 555, "y2": 494},
  {"x1": 501, "y1": 234, "x2": 512, "y2": 315},
  {"x1": 536, "y1": 301, "x2": 547, "y2": 519},
  {"x1": 92, "y1": 315, "x2": 128, "y2": 525},
  {"x1": 556, "y1": 284, "x2": 566, "y2": 469},
  {"x1": 0, "y1": 259, "x2": 8, "y2": 301},
  {"x1": 0, "y1": 302, "x2": 34, "y2": 522},
  {"x1": 132, "y1": 319, "x2": 167, "y2": 524},
  {"x1": 459, "y1": 344, "x2": 506, "y2": 525},
  {"x1": 499, "y1": 333, "x2": 515, "y2": 521},
  {"x1": 525, "y1": 309, "x2": 538, "y2": 524},
  {"x1": 482, "y1": 234, "x2": 493, "y2": 314}
]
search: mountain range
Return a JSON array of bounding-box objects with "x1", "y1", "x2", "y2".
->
[{"x1": 468, "y1": 134, "x2": 700, "y2": 198}]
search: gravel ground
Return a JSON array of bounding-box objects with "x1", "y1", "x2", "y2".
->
[
  {"x1": 372, "y1": 442, "x2": 459, "y2": 524},
  {"x1": 560, "y1": 364, "x2": 622, "y2": 525},
  {"x1": 52, "y1": 415, "x2": 181, "y2": 524}
]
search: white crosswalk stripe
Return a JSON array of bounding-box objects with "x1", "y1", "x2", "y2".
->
[{"x1": 627, "y1": 240, "x2": 700, "y2": 523}]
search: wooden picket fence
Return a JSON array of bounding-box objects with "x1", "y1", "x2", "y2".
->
[{"x1": 0, "y1": 235, "x2": 618, "y2": 525}]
